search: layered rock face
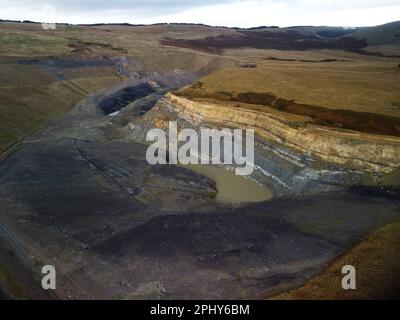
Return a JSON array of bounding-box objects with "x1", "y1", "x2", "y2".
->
[
  {"x1": 130, "y1": 92, "x2": 400, "y2": 196},
  {"x1": 166, "y1": 93, "x2": 400, "y2": 173}
]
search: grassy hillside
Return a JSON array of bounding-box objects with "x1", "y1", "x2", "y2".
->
[
  {"x1": 352, "y1": 21, "x2": 400, "y2": 55},
  {"x1": 0, "y1": 63, "x2": 121, "y2": 153},
  {"x1": 354, "y1": 21, "x2": 400, "y2": 46},
  {"x1": 1, "y1": 21, "x2": 400, "y2": 154},
  {"x1": 273, "y1": 218, "x2": 400, "y2": 299},
  {"x1": 0, "y1": 32, "x2": 70, "y2": 56},
  {"x1": 0, "y1": 22, "x2": 237, "y2": 154},
  {"x1": 179, "y1": 60, "x2": 400, "y2": 118}
]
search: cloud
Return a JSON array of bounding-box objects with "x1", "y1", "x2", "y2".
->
[
  {"x1": 0, "y1": 0, "x2": 398, "y2": 27},
  {"x1": 159, "y1": 0, "x2": 400, "y2": 27}
]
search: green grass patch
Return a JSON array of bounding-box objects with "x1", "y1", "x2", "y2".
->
[{"x1": 0, "y1": 32, "x2": 70, "y2": 57}]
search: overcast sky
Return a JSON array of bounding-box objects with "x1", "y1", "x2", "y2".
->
[{"x1": 0, "y1": 0, "x2": 399, "y2": 28}]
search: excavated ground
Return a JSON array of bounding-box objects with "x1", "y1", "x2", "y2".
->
[{"x1": 1, "y1": 75, "x2": 400, "y2": 299}]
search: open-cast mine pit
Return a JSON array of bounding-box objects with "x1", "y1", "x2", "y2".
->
[{"x1": 1, "y1": 20, "x2": 400, "y2": 300}]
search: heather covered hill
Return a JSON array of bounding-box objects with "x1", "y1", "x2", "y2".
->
[{"x1": 160, "y1": 21, "x2": 400, "y2": 56}]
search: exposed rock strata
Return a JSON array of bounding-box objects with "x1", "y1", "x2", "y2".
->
[
  {"x1": 165, "y1": 93, "x2": 400, "y2": 173},
  {"x1": 129, "y1": 93, "x2": 400, "y2": 196}
]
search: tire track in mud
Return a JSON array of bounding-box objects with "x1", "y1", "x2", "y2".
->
[{"x1": 73, "y1": 138, "x2": 146, "y2": 209}]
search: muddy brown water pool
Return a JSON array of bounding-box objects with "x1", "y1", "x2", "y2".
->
[{"x1": 183, "y1": 164, "x2": 273, "y2": 204}]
